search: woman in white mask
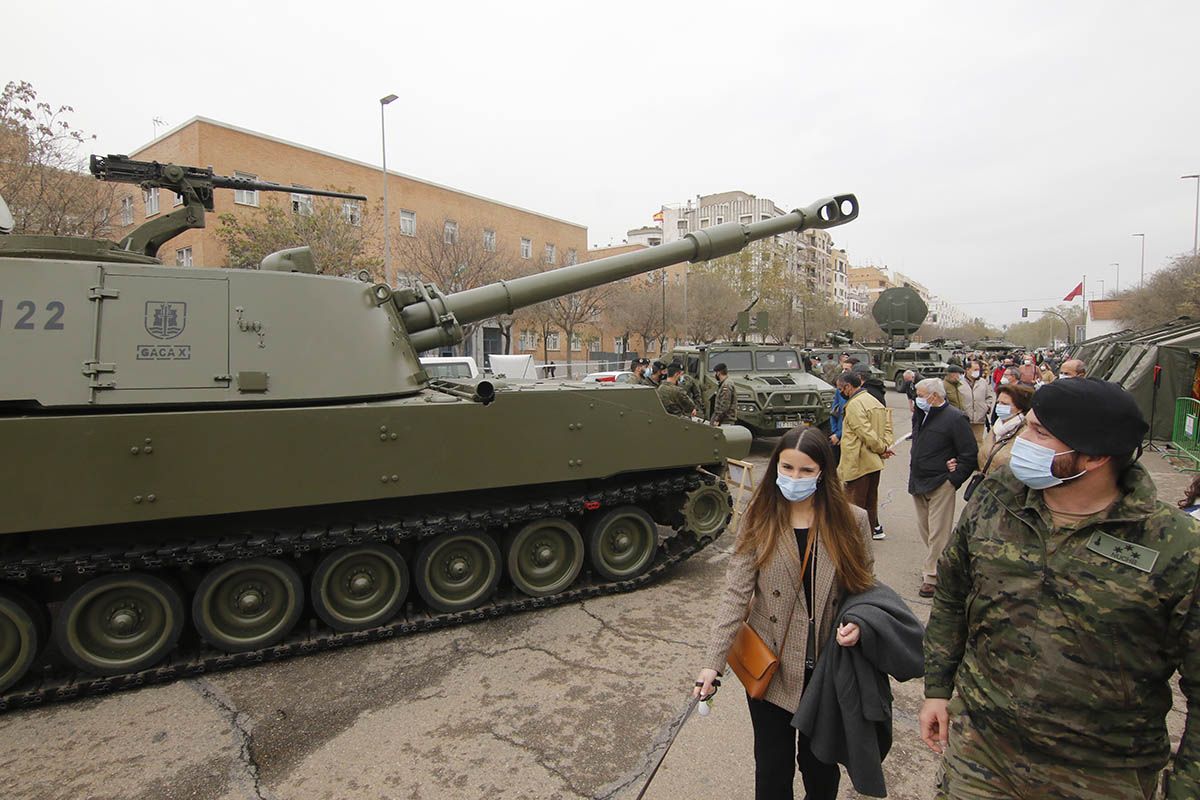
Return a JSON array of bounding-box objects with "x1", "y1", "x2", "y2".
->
[
  {"x1": 692, "y1": 426, "x2": 875, "y2": 800},
  {"x1": 978, "y1": 384, "x2": 1033, "y2": 474}
]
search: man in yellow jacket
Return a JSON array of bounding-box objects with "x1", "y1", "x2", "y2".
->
[{"x1": 836, "y1": 371, "x2": 893, "y2": 540}]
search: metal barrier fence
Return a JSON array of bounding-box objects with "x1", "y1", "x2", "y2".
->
[{"x1": 1170, "y1": 397, "x2": 1200, "y2": 471}]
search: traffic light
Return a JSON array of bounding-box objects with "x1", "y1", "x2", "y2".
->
[{"x1": 1021, "y1": 308, "x2": 1029, "y2": 318}]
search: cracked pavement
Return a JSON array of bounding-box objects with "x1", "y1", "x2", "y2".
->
[{"x1": 0, "y1": 390, "x2": 1190, "y2": 799}]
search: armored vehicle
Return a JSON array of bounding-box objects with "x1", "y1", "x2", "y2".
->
[
  {"x1": 804, "y1": 347, "x2": 885, "y2": 382},
  {"x1": 667, "y1": 343, "x2": 836, "y2": 436},
  {"x1": 0, "y1": 155, "x2": 858, "y2": 706},
  {"x1": 877, "y1": 346, "x2": 951, "y2": 386}
]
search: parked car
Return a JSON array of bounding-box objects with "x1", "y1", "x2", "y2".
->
[
  {"x1": 580, "y1": 370, "x2": 637, "y2": 384},
  {"x1": 419, "y1": 356, "x2": 480, "y2": 380}
]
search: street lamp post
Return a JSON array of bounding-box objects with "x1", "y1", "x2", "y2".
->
[
  {"x1": 1131, "y1": 233, "x2": 1145, "y2": 288},
  {"x1": 1110, "y1": 262, "x2": 1119, "y2": 294},
  {"x1": 1183, "y1": 174, "x2": 1200, "y2": 258},
  {"x1": 380, "y1": 93, "x2": 399, "y2": 287}
]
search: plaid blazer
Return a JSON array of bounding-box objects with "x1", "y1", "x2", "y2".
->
[{"x1": 703, "y1": 505, "x2": 875, "y2": 711}]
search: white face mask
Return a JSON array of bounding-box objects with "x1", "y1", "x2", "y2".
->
[
  {"x1": 1009, "y1": 437, "x2": 1085, "y2": 490},
  {"x1": 969, "y1": 370, "x2": 980, "y2": 379}
]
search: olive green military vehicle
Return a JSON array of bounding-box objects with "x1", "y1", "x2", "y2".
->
[
  {"x1": 0, "y1": 155, "x2": 858, "y2": 707},
  {"x1": 876, "y1": 346, "x2": 951, "y2": 386},
  {"x1": 805, "y1": 347, "x2": 885, "y2": 382},
  {"x1": 668, "y1": 343, "x2": 836, "y2": 436}
]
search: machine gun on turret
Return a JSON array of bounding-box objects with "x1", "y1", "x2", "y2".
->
[{"x1": 89, "y1": 154, "x2": 367, "y2": 259}]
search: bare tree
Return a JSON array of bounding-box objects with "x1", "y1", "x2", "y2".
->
[
  {"x1": 1114, "y1": 253, "x2": 1200, "y2": 330},
  {"x1": 215, "y1": 195, "x2": 382, "y2": 277},
  {"x1": 680, "y1": 273, "x2": 743, "y2": 344},
  {"x1": 395, "y1": 219, "x2": 520, "y2": 355},
  {"x1": 547, "y1": 282, "x2": 610, "y2": 367},
  {"x1": 0, "y1": 80, "x2": 117, "y2": 237}
]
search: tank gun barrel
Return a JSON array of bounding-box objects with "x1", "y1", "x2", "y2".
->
[{"x1": 397, "y1": 194, "x2": 859, "y2": 352}]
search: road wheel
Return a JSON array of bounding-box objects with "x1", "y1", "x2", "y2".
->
[
  {"x1": 415, "y1": 532, "x2": 501, "y2": 613},
  {"x1": 0, "y1": 589, "x2": 43, "y2": 691},
  {"x1": 504, "y1": 518, "x2": 584, "y2": 597},
  {"x1": 894, "y1": 371, "x2": 906, "y2": 388},
  {"x1": 311, "y1": 545, "x2": 409, "y2": 632},
  {"x1": 586, "y1": 506, "x2": 657, "y2": 582},
  {"x1": 193, "y1": 558, "x2": 304, "y2": 653},
  {"x1": 56, "y1": 573, "x2": 184, "y2": 675},
  {"x1": 679, "y1": 483, "x2": 733, "y2": 540}
]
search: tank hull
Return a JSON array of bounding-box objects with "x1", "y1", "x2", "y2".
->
[{"x1": 2, "y1": 382, "x2": 750, "y2": 536}]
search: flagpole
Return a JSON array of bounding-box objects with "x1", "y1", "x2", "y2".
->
[{"x1": 1080, "y1": 274, "x2": 1086, "y2": 343}]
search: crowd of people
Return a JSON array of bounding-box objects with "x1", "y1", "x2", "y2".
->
[{"x1": 689, "y1": 349, "x2": 1200, "y2": 800}]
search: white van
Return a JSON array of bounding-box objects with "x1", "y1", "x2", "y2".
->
[{"x1": 419, "y1": 356, "x2": 480, "y2": 380}]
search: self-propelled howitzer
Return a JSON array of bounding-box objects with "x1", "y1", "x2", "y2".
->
[{"x1": 0, "y1": 161, "x2": 857, "y2": 707}]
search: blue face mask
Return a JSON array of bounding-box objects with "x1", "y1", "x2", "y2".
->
[
  {"x1": 776, "y1": 473, "x2": 819, "y2": 502},
  {"x1": 995, "y1": 403, "x2": 1013, "y2": 419},
  {"x1": 1009, "y1": 436, "x2": 1083, "y2": 490},
  {"x1": 915, "y1": 397, "x2": 932, "y2": 413}
]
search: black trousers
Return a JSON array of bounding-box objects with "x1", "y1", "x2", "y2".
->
[{"x1": 746, "y1": 694, "x2": 840, "y2": 800}]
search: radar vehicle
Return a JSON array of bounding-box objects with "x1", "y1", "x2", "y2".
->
[
  {"x1": 868, "y1": 286, "x2": 950, "y2": 386},
  {"x1": 0, "y1": 155, "x2": 858, "y2": 707}
]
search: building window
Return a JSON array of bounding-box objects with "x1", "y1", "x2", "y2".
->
[
  {"x1": 518, "y1": 329, "x2": 537, "y2": 350},
  {"x1": 570, "y1": 333, "x2": 582, "y2": 352},
  {"x1": 444, "y1": 219, "x2": 458, "y2": 244},
  {"x1": 614, "y1": 337, "x2": 626, "y2": 354},
  {"x1": 738, "y1": 214, "x2": 753, "y2": 224},
  {"x1": 545, "y1": 332, "x2": 560, "y2": 351},
  {"x1": 483, "y1": 229, "x2": 496, "y2": 251},
  {"x1": 400, "y1": 210, "x2": 416, "y2": 236},
  {"x1": 173, "y1": 192, "x2": 184, "y2": 207},
  {"x1": 544, "y1": 243, "x2": 556, "y2": 265},
  {"x1": 520, "y1": 238, "x2": 532, "y2": 259},
  {"x1": 715, "y1": 216, "x2": 724, "y2": 225},
  {"x1": 566, "y1": 248, "x2": 577, "y2": 265},
  {"x1": 699, "y1": 217, "x2": 710, "y2": 228},
  {"x1": 646, "y1": 339, "x2": 657, "y2": 353},
  {"x1": 144, "y1": 187, "x2": 159, "y2": 216},
  {"x1": 175, "y1": 246, "x2": 193, "y2": 267},
  {"x1": 291, "y1": 190, "x2": 313, "y2": 217},
  {"x1": 342, "y1": 200, "x2": 362, "y2": 226},
  {"x1": 677, "y1": 220, "x2": 688, "y2": 233},
  {"x1": 233, "y1": 172, "x2": 260, "y2": 206},
  {"x1": 120, "y1": 197, "x2": 134, "y2": 225}
]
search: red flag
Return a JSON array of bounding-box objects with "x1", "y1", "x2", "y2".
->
[{"x1": 1063, "y1": 282, "x2": 1083, "y2": 301}]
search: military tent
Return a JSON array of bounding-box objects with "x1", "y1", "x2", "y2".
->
[{"x1": 1100, "y1": 319, "x2": 1200, "y2": 441}]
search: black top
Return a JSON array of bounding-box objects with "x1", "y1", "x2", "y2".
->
[
  {"x1": 908, "y1": 402, "x2": 979, "y2": 495},
  {"x1": 793, "y1": 528, "x2": 815, "y2": 614}
]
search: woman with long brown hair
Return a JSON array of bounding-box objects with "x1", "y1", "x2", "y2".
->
[{"x1": 693, "y1": 426, "x2": 875, "y2": 800}]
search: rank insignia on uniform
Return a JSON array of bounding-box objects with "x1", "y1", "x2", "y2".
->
[{"x1": 1086, "y1": 532, "x2": 1159, "y2": 574}]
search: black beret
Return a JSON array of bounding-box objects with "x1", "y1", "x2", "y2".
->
[
  {"x1": 633, "y1": 357, "x2": 650, "y2": 366},
  {"x1": 1031, "y1": 378, "x2": 1147, "y2": 456},
  {"x1": 946, "y1": 364, "x2": 965, "y2": 374},
  {"x1": 652, "y1": 361, "x2": 666, "y2": 370},
  {"x1": 712, "y1": 362, "x2": 728, "y2": 373},
  {"x1": 666, "y1": 363, "x2": 684, "y2": 377}
]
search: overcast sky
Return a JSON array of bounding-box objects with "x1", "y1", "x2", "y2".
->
[{"x1": 10, "y1": 1, "x2": 1198, "y2": 325}]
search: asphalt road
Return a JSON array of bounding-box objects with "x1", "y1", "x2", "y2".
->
[{"x1": 0, "y1": 390, "x2": 1190, "y2": 800}]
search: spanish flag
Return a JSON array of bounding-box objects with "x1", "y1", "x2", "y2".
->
[
  {"x1": 1063, "y1": 282, "x2": 1083, "y2": 301},
  {"x1": 652, "y1": 210, "x2": 664, "y2": 222}
]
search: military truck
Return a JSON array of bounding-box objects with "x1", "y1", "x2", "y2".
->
[
  {"x1": 877, "y1": 346, "x2": 951, "y2": 386},
  {"x1": 668, "y1": 343, "x2": 836, "y2": 436},
  {"x1": 805, "y1": 347, "x2": 885, "y2": 381}
]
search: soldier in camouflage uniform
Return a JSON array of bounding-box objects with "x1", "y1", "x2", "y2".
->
[
  {"x1": 656, "y1": 363, "x2": 696, "y2": 418},
  {"x1": 920, "y1": 379, "x2": 1200, "y2": 799},
  {"x1": 677, "y1": 364, "x2": 705, "y2": 414},
  {"x1": 709, "y1": 362, "x2": 736, "y2": 425},
  {"x1": 631, "y1": 357, "x2": 656, "y2": 387}
]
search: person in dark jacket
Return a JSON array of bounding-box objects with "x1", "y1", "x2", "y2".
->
[
  {"x1": 793, "y1": 581, "x2": 925, "y2": 798},
  {"x1": 909, "y1": 378, "x2": 977, "y2": 598},
  {"x1": 851, "y1": 362, "x2": 886, "y2": 406}
]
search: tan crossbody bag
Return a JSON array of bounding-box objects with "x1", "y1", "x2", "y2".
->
[{"x1": 726, "y1": 532, "x2": 814, "y2": 699}]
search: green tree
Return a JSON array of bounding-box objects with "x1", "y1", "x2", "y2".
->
[
  {"x1": 215, "y1": 195, "x2": 381, "y2": 277},
  {"x1": 0, "y1": 80, "x2": 116, "y2": 237}
]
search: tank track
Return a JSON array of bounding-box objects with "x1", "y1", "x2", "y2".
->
[{"x1": 0, "y1": 468, "x2": 727, "y2": 712}]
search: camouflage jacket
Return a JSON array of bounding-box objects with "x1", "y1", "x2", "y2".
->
[
  {"x1": 924, "y1": 463, "x2": 1200, "y2": 797},
  {"x1": 656, "y1": 382, "x2": 695, "y2": 417},
  {"x1": 637, "y1": 374, "x2": 658, "y2": 388},
  {"x1": 711, "y1": 378, "x2": 736, "y2": 424}
]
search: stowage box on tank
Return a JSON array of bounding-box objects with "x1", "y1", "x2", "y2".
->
[{"x1": 0, "y1": 155, "x2": 858, "y2": 706}]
